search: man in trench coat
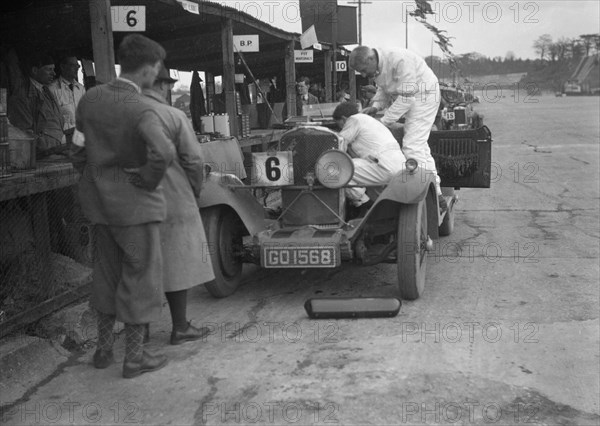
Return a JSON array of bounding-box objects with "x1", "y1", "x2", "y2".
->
[{"x1": 142, "y1": 65, "x2": 215, "y2": 345}]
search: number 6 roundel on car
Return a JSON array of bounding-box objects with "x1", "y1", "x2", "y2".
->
[{"x1": 251, "y1": 152, "x2": 294, "y2": 186}]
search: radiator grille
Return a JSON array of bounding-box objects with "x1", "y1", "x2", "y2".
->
[
  {"x1": 279, "y1": 127, "x2": 345, "y2": 226},
  {"x1": 280, "y1": 127, "x2": 340, "y2": 184}
]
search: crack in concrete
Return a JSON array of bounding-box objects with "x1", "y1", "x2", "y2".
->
[
  {"x1": 192, "y1": 376, "x2": 221, "y2": 426},
  {"x1": 528, "y1": 210, "x2": 559, "y2": 241},
  {"x1": 0, "y1": 348, "x2": 85, "y2": 420},
  {"x1": 521, "y1": 140, "x2": 553, "y2": 153},
  {"x1": 227, "y1": 298, "x2": 268, "y2": 340},
  {"x1": 569, "y1": 156, "x2": 591, "y2": 165}
]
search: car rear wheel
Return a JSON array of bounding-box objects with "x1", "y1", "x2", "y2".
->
[
  {"x1": 201, "y1": 207, "x2": 244, "y2": 298},
  {"x1": 397, "y1": 200, "x2": 428, "y2": 300}
]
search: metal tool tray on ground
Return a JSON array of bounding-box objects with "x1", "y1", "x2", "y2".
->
[{"x1": 427, "y1": 125, "x2": 492, "y2": 188}]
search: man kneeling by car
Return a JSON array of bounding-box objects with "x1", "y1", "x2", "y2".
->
[{"x1": 333, "y1": 102, "x2": 406, "y2": 217}]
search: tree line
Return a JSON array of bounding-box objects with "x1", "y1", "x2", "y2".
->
[
  {"x1": 423, "y1": 33, "x2": 599, "y2": 82},
  {"x1": 533, "y1": 33, "x2": 600, "y2": 63}
]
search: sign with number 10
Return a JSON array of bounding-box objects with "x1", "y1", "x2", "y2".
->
[{"x1": 251, "y1": 152, "x2": 294, "y2": 186}]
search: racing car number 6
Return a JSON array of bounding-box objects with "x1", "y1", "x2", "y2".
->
[{"x1": 251, "y1": 151, "x2": 294, "y2": 186}]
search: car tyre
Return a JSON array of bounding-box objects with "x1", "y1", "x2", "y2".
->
[
  {"x1": 397, "y1": 200, "x2": 428, "y2": 300},
  {"x1": 201, "y1": 206, "x2": 244, "y2": 298}
]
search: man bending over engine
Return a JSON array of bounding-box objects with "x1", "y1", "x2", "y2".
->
[{"x1": 333, "y1": 102, "x2": 406, "y2": 216}]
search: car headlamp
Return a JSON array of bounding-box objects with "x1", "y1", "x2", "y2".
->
[{"x1": 315, "y1": 150, "x2": 354, "y2": 189}]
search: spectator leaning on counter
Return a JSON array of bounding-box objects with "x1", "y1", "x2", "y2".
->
[
  {"x1": 142, "y1": 65, "x2": 215, "y2": 346},
  {"x1": 349, "y1": 46, "x2": 446, "y2": 210},
  {"x1": 71, "y1": 34, "x2": 174, "y2": 379},
  {"x1": 8, "y1": 53, "x2": 66, "y2": 157},
  {"x1": 49, "y1": 55, "x2": 85, "y2": 146}
]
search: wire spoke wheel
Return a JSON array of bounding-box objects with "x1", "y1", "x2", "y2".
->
[{"x1": 397, "y1": 200, "x2": 428, "y2": 300}]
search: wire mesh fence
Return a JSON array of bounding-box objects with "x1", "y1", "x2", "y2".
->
[{"x1": 0, "y1": 185, "x2": 92, "y2": 329}]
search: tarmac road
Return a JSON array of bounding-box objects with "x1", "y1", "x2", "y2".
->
[{"x1": 1, "y1": 91, "x2": 599, "y2": 426}]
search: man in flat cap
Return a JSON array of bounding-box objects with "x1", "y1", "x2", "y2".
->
[{"x1": 9, "y1": 53, "x2": 66, "y2": 157}]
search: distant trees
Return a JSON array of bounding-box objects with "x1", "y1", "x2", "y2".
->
[
  {"x1": 533, "y1": 33, "x2": 599, "y2": 63},
  {"x1": 533, "y1": 34, "x2": 553, "y2": 61},
  {"x1": 579, "y1": 34, "x2": 600, "y2": 57}
]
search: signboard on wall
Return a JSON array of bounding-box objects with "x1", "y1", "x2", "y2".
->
[
  {"x1": 295, "y1": 50, "x2": 314, "y2": 63},
  {"x1": 111, "y1": 6, "x2": 146, "y2": 32},
  {"x1": 233, "y1": 35, "x2": 260, "y2": 52}
]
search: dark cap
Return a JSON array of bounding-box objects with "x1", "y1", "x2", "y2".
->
[
  {"x1": 28, "y1": 53, "x2": 55, "y2": 69},
  {"x1": 361, "y1": 85, "x2": 377, "y2": 94},
  {"x1": 157, "y1": 64, "x2": 178, "y2": 83}
]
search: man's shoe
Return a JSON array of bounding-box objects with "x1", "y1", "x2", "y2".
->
[
  {"x1": 122, "y1": 351, "x2": 168, "y2": 379},
  {"x1": 93, "y1": 349, "x2": 114, "y2": 369},
  {"x1": 170, "y1": 322, "x2": 210, "y2": 345}
]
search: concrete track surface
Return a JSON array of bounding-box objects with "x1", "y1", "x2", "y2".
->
[{"x1": 1, "y1": 92, "x2": 599, "y2": 426}]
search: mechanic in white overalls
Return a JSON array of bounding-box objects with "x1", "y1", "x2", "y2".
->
[
  {"x1": 349, "y1": 46, "x2": 444, "y2": 209},
  {"x1": 333, "y1": 102, "x2": 406, "y2": 213}
]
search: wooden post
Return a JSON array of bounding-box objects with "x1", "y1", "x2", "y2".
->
[
  {"x1": 89, "y1": 0, "x2": 116, "y2": 83},
  {"x1": 324, "y1": 49, "x2": 333, "y2": 102},
  {"x1": 205, "y1": 72, "x2": 215, "y2": 114},
  {"x1": 221, "y1": 18, "x2": 238, "y2": 137},
  {"x1": 285, "y1": 40, "x2": 296, "y2": 117},
  {"x1": 332, "y1": 6, "x2": 338, "y2": 99}
]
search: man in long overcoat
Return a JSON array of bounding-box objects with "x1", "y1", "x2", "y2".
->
[{"x1": 142, "y1": 65, "x2": 215, "y2": 345}]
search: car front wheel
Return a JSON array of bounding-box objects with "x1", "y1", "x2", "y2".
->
[
  {"x1": 201, "y1": 206, "x2": 244, "y2": 298},
  {"x1": 396, "y1": 200, "x2": 428, "y2": 300}
]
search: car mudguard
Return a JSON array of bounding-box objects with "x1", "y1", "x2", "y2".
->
[
  {"x1": 197, "y1": 172, "x2": 266, "y2": 236},
  {"x1": 350, "y1": 168, "x2": 440, "y2": 240}
]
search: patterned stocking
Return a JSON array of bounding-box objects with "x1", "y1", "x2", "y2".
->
[
  {"x1": 96, "y1": 311, "x2": 115, "y2": 351},
  {"x1": 124, "y1": 324, "x2": 145, "y2": 363}
]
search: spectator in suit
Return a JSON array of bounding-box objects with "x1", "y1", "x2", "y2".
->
[
  {"x1": 71, "y1": 34, "x2": 172, "y2": 379},
  {"x1": 295, "y1": 76, "x2": 319, "y2": 116}
]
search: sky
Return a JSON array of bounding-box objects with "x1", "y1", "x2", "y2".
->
[
  {"x1": 211, "y1": 0, "x2": 600, "y2": 59},
  {"x1": 173, "y1": 0, "x2": 600, "y2": 88}
]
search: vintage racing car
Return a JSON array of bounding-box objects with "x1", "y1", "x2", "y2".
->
[{"x1": 198, "y1": 122, "x2": 492, "y2": 300}]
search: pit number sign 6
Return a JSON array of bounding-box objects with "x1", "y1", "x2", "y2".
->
[
  {"x1": 111, "y1": 6, "x2": 146, "y2": 32},
  {"x1": 251, "y1": 152, "x2": 294, "y2": 186}
]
